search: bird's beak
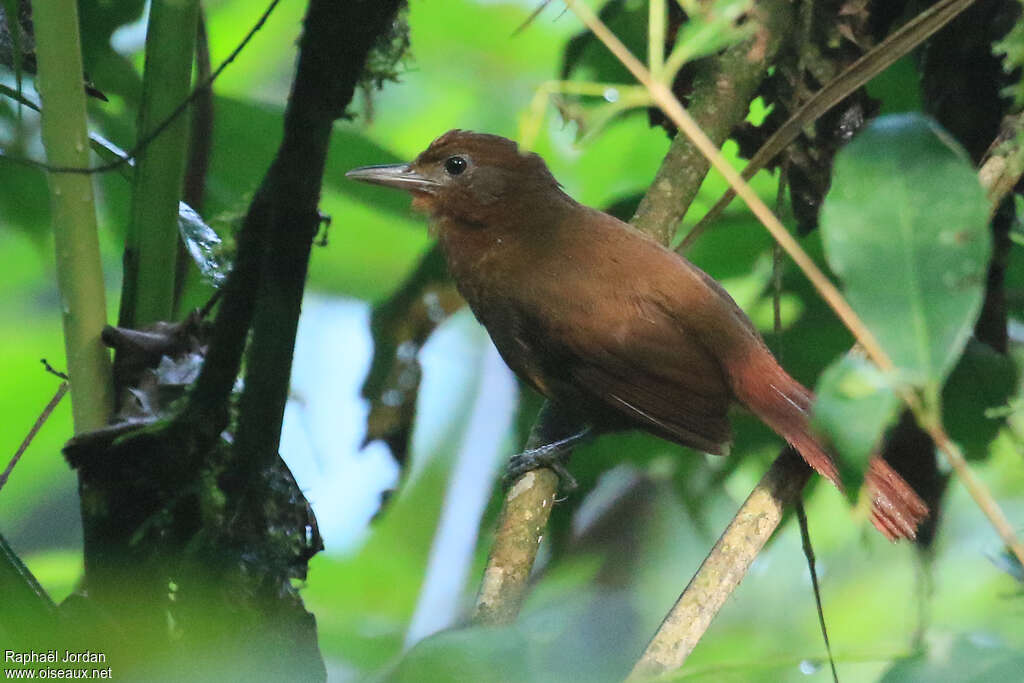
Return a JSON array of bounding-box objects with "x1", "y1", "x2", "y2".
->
[{"x1": 345, "y1": 163, "x2": 440, "y2": 194}]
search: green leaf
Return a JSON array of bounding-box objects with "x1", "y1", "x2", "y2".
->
[
  {"x1": 813, "y1": 352, "x2": 901, "y2": 492},
  {"x1": 820, "y1": 113, "x2": 991, "y2": 398}
]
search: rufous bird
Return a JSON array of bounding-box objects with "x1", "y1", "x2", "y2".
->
[{"x1": 347, "y1": 130, "x2": 927, "y2": 540}]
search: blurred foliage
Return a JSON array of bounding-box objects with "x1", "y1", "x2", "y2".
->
[{"x1": 0, "y1": 0, "x2": 1023, "y2": 681}]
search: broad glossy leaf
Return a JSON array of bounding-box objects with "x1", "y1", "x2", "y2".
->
[{"x1": 820, "y1": 114, "x2": 991, "y2": 395}]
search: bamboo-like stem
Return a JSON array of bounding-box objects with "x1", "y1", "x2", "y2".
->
[
  {"x1": 120, "y1": 0, "x2": 200, "y2": 329},
  {"x1": 629, "y1": 450, "x2": 811, "y2": 679},
  {"x1": 31, "y1": 0, "x2": 114, "y2": 433}
]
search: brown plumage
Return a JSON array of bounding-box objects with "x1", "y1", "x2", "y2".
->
[{"x1": 347, "y1": 130, "x2": 927, "y2": 541}]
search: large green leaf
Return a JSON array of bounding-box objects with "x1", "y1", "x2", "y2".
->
[{"x1": 820, "y1": 114, "x2": 991, "y2": 398}]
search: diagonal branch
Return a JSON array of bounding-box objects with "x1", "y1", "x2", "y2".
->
[{"x1": 628, "y1": 450, "x2": 811, "y2": 679}]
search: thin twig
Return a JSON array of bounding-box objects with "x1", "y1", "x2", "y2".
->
[
  {"x1": 795, "y1": 501, "x2": 839, "y2": 683},
  {"x1": 512, "y1": 0, "x2": 555, "y2": 36},
  {"x1": 928, "y1": 422, "x2": 1024, "y2": 564},
  {"x1": 40, "y1": 358, "x2": 69, "y2": 380},
  {"x1": 0, "y1": 382, "x2": 69, "y2": 493}
]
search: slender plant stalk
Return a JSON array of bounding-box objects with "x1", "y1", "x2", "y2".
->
[
  {"x1": 120, "y1": 0, "x2": 200, "y2": 329},
  {"x1": 0, "y1": 382, "x2": 68, "y2": 492},
  {"x1": 31, "y1": 0, "x2": 113, "y2": 433},
  {"x1": 648, "y1": 0, "x2": 665, "y2": 79}
]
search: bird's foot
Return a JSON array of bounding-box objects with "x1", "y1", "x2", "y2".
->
[
  {"x1": 505, "y1": 444, "x2": 577, "y2": 491},
  {"x1": 503, "y1": 428, "x2": 591, "y2": 492}
]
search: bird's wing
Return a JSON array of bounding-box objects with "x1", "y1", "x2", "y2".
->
[{"x1": 556, "y1": 291, "x2": 735, "y2": 454}]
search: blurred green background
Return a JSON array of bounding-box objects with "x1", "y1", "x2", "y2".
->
[{"x1": 1, "y1": 0, "x2": 1023, "y2": 680}]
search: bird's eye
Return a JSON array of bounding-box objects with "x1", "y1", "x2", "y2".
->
[{"x1": 444, "y1": 156, "x2": 467, "y2": 176}]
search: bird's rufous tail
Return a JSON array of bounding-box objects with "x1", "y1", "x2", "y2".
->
[{"x1": 729, "y1": 348, "x2": 928, "y2": 540}]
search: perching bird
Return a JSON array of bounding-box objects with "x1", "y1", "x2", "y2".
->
[{"x1": 347, "y1": 130, "x2": 927, "y2": 540}]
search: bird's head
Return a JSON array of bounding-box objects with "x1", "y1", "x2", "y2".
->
[{"x1": 346, "y1": 130, "x2": 568, "y2": 227}]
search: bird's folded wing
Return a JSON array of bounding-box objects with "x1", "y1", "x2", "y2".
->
[{"x1": 554, "y1": 296, "x2": 735, "y2": 454}]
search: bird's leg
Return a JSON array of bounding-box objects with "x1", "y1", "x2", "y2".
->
[
  {"x1": 505, "y1": 429, "x2": 592, "y2": 489},
  {"x1": 504, "y1": 402, "x2": 593, "y2": 491}
]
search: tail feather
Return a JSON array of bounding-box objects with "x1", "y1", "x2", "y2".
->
[
  {"x1": 730, "y1": 349, "x2": 843, "y2": 489},
  {"x1": 865, "y1": 456, "x2": 929, "y2": 541},
  {"x1": 730, "y1": 348, "x2": 928, "y2": 541}
]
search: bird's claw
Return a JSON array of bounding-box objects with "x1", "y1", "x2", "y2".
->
[{"x1": 504, "y1": 445, "x2": 578, "y2": 492}]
